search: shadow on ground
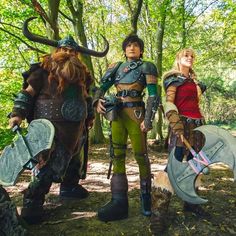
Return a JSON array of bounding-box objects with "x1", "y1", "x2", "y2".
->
[{"x1": 5, "y1": 141, "x2": 236, "y2": 236}]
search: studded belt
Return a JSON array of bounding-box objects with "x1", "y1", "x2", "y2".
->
[
  {"x1": 181, "y1": 116, "x2": 204, "y2": 126},
  {"x1": 34, "y1": 99, "x2": 64, "y2": 121}
]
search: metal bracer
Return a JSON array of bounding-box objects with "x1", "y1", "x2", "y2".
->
[{"x1": 11, "y1": 90, "x2": 34, "y2": 119}]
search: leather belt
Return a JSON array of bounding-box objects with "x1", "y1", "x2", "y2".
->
[
  {"x1": 117, "y1": 89, "x2": 142, "y2": 98},
  {"x1": 181, "y1": 116, "x2": 204, "y2": 126},
  {"x1": 118, "y1": 101, "x2": 144, "y2": 108}
]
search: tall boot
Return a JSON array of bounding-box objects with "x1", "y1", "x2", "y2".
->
[
  {"x1": 98, "y1": 173, "x2": 128, "y2": 222},
  {"x1": 150, "y1": 171, "x2": 173, "y2": 235},
  {"x1": 60, "y1": 154, "x2": 89, "y2": 199},
  {"x1": 140, "y1": 177, "x2": 152, "y2": 216},
  {"x1": 21, "y1": 169, "x2": 53, "y2": 224}
]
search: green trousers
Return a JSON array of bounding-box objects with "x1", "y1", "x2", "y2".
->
[{"x1": 111, "y1": 109, "x2": 150, "y2": 178}]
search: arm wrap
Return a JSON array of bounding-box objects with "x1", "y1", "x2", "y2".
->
[
  {"x1": 144, "y1": 96, "x2": 160, "y2": 129},
  {"x1": 11, "y1": 90, "x2": 34, "y2": 119},
  {"x1": 164, "y1": 102, "x2": 184, "y2": 135}
]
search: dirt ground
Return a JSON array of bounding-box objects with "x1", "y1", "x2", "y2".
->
[{"x1": 5, "y1": 141, "x2": 236, "y2": 236}]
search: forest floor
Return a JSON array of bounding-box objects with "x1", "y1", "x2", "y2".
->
[{"x1": 4, "y1": 136, "x2": 236, "y2": 236}]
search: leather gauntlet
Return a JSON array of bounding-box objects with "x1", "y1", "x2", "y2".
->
[
  {"x1": 166, "y1": 110, "x2": 184, "y2": 136},
  {"x1": 144, "y1": 96, "x2": 160, "y2": 129},
  {"x1": 11, "y1": 90, "x2": 34, "y2": 119}
]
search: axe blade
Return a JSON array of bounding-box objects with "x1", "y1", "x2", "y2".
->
[
  {"x1": 195, "y1": 125, "x2": 236, "y2": 179},
  {"x1": 167, "y1": 125, "x2": 236, "y2": 204},
  {"x1": 167, "y1": 147, "x2": 208, "y2": 204},
  {"x1": 0, "y1": 119, "x2": 55, "y2": 186}
]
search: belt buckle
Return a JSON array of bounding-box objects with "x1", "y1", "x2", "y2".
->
[
  {"x1": 195, "y1": 119, "x2": 201, "y2": 126},
  {"x1": 130, "y1": 90, "x2": 137, "y2": 97},
  {"x1": 186, "y1": 118, "x2": 192, "y2": 123},
  {"x1": 121, "y1": 90, "x2": 128, "y2": 97},
  {"x1": 129, "y1": 62, "x2": 137, "y2": 70}
]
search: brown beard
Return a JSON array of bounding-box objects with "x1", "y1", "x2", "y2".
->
[{"x1": 41, "y1": 51, "x2": 90, "y2": 95}]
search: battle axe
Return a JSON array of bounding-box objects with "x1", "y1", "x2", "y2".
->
[
  {"x1": 167, "y1": 125, "x2": 236, "y2": 204},
  {"x1": 0, "y1": 119, "x2": 55, "y2": 186}
]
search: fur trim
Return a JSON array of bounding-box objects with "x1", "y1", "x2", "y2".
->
[
  {"x1": 153, "y1": 171, "x2": 174, "y2": 194},
  {"x1": 162, "y1": 69, "x2": 181, "y2": 81},
  {"x1": 163, "y1": 101, "x2": 178, "y2": 116}
]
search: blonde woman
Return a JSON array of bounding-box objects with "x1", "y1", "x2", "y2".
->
[{"x1": 150, "y1": 48, "x2": 208, "y2": 234}]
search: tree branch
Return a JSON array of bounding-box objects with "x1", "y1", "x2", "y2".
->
[
  {"x1": 31, "y1": 0, "x2": 55, "y2": 30},
  {"x1": 186, "y1": 0, "x2": 219, "y2": 34},
  {"x1": 59, "y1": 9, "x2": 75, "y2": 23},
  {"x1": 66, "y1": 0, "x2": 77, "y2": 19},
  {"x1": 0, "y1": 27, "x2": 46, "y2": 54},
  {"x1": 131, "y1": 0, "x2": 143, "y2": 34},
  {"x1": 126, "y1": 0, "x2": 133, "y2": 14},
  {"x1": 0, "y1": 21, "x2": 21, "y2": 30}
]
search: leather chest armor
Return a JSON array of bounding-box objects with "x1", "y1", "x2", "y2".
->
[{"x1": 114, "y1": 60, "x2": 146, "y2": 86}]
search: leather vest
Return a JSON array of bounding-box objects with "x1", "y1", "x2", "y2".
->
[{"x1": 114, "y1": 60, "x2": 146, "y2": 86}]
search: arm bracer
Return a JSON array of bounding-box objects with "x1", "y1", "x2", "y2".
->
[
  {"x1": 164, "y1": 101, "x2": 184, "y2": 135},
  {"x1": 144, "y1": 96, "x2": 160, "y2": 129},
  {"x1": 11, "y1": 90, "x2": 34, "y2": 119}
]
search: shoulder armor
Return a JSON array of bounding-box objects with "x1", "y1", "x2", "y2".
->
[
  {"x1": 163, "y1": 75, "x2": 185, "y2": 90},
  {"x1": 142, "y1": 61, "x2": 158, "y2": 76},
  {"x1": 197, "y1": 81, "x2": 207, "y2": 94},
  {"x1": 101, "y1": 61, "x2": 122, "y2": 84},
  {"x1": 21, "y1": 63, "x2": 42, "y2": 89},
  {"x1": 22, "y1": 63, "x2": 41, "y2": 80}
]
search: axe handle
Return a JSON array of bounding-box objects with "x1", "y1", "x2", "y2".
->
[
  {"x1": 182, "y1": 136, "x2": 198, "y2": 157},
  {"x1": 182, "y1": 136, "x2": 193, "y2": 151}
]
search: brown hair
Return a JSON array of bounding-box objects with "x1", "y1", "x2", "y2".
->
[{"x1": 41, "y1": 49, "x2": 93, "y2": 96}]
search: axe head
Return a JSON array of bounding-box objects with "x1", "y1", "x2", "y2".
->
[
  {"x1": 167, "y1": 125, "x2": 236, "y2": 204},
  {"x1": 0, "y1": 119, "x2": 55, "y2": 186}
]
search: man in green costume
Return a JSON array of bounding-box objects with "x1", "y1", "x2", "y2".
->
[{"x1": 93, "y1": 34, "x2": 159, "y2": 221}]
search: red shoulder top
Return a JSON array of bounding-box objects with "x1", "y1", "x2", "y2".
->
[{"x1": 174, "y1": 79, "x2": 203, "y2": 119}]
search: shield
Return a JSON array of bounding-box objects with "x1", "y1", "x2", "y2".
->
[
  {"x1": 167, "y1": 125, "x2": 236, "y2": 204},
  {"x1": 0, "y1": 119, "x2": 55, "y2": 186}
]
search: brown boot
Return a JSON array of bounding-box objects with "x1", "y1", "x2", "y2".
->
[
  {"x1": 97, "y1": 174, "x2": 128, "y2": 222},
  {"x1": 150, "y1": 171, "x2": 173, "y2": 235}
]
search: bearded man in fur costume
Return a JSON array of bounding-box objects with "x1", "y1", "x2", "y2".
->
[{"x1": 8, "y1": 17, "x2": 108, "y2": 224}]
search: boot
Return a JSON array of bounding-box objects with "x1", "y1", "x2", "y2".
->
[
  {"x1": 150, "y1": 171, "x2": 173, "y2": 235},
  {"x1": 60, "y1": 183, "x2": 89, "y2": 199},
  {"x1": 183, "y1": 202, "x2": 210, "y2": 218},
  {"x1": 21, "y1": 198, "x2": 44, "y2": 224},
  {"x1": 140, "y1": 177, "x2": 152, "y2": 216},
  {"x1": 97, "y1": 173, "x2": 128, "y2": 222},
  {"x1": 60, "y1": 154, "x2": 89, "y2": 199},
  {"x1": 21, "y1": 172, "x2": 52, "y2": 224}
]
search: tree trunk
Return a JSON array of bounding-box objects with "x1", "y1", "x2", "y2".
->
[
  {"x1": 66, "y1": 0, "x2": 107, "y2": 143},
  {"x1": 126, "y1": 0, "x2": 143, "y2": 34},
  {"x1": 180, "y1": 0, "x2": 187, "y2": 48},
  {"x1": 149, "y1": 0, "x2": 170, "y2": 141},
  {"x1": 47, "y1": 0, "x2": 60, "y2": 40}
]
